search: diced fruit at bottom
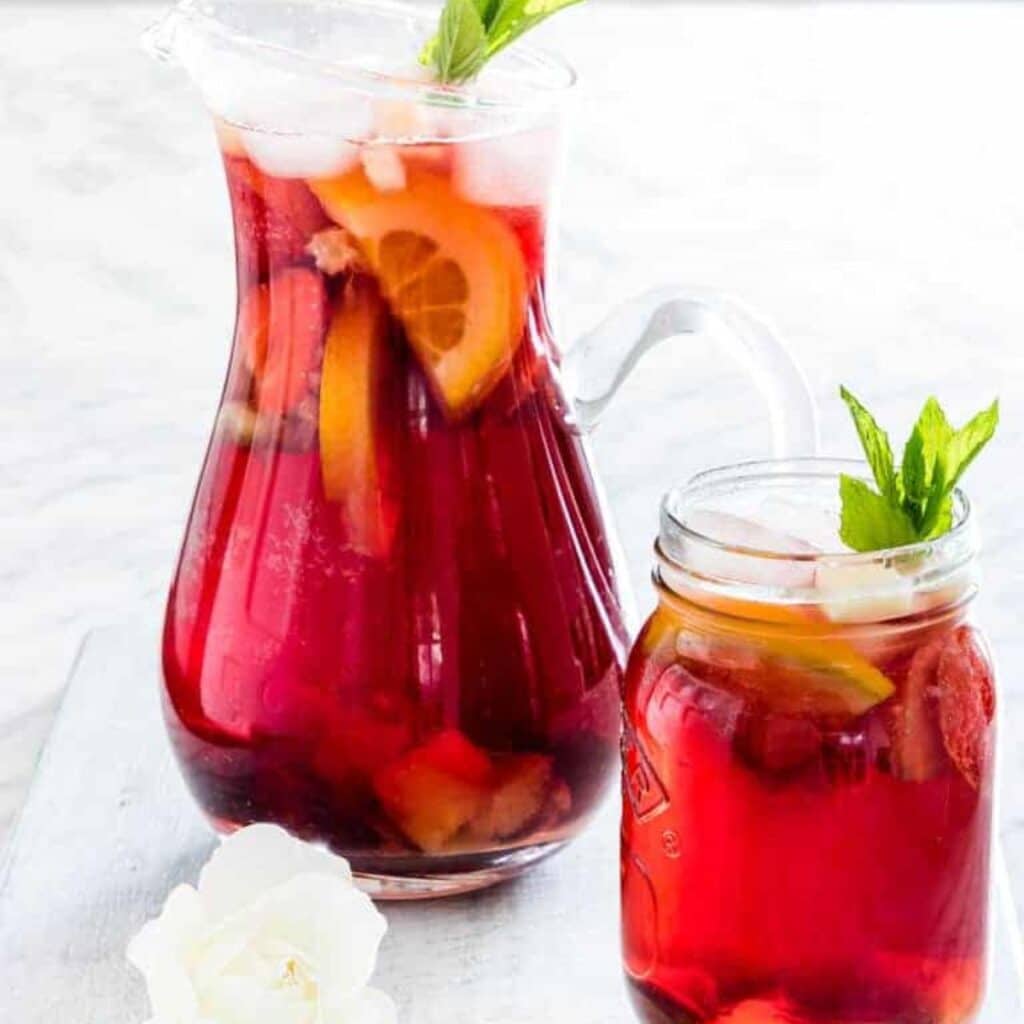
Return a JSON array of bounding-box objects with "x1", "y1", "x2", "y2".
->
[
  {"x1": 714, "y1": 999, "x2": 799, "y2": 1023},
  {"x1": 372, "y1": 730, "x2": 494, "y2": 852},
  {"x1": 469, "y1": 754, "x2": 553, "y2": 841}
]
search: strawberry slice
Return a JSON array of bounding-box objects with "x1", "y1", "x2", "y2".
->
[
  {"x1": 239, "y1": 267, "x2": 327, "y2": 415},
  {"x1": 887, "y1": 636, "x2": 947, "y2": 782},
  {"x1": 225, "y1": 156, "x2": 329, "y2": 281},
  {"x1": 938, "y1": 626, "x2": 996, "y2": 789},
  {"x1": 372, "y1": 730, "x2": 495, "y2": 853}
]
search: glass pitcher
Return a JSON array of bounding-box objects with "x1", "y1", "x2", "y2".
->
[{"x1": 147, "y1": 0, "x2": 818, "y2": 898}]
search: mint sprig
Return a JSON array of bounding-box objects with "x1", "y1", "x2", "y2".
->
[
  {"x1": 422, "y1": 0, "x2": 583, "y2": 85},
  {"x1": 838, "y1": 386, "x2": 998, "y2": 553}
]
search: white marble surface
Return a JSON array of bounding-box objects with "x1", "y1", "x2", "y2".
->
[{"x1": 2, "y1": 0, "x2": 1024, "y2": 886}]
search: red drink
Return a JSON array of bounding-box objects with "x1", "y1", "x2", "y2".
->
[
  {"x1": 162, "y1": 126, "x2": 625, "y2": 895},
  {"x1": 621, "y1": 466, "x2": 995, "y2": 1023}
]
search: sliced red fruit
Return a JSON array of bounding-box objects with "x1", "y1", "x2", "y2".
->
[
  {"x1": 938, "y1": 626, "x2": 995, "y2": 789},
  {"x1": 734, "y1": 709, "x2": 824, "y2": 779},
  {"x1": 319, "y1": 279, "x2": 397, "y2": 557},
  {"x1": 887, "y1": 636, "x2": 947, "y2": 781},
  {"x1": 309, "y1": 167, "x2": 528, "y2": 418},
  {"x1": 225, "y1": 155, "x2": 330, "y2": 279},
  {"x1": 469, "y1": 754, "x2": 553, "y2": 842},
  {"x1": 239, "y1": 266, "x2": 327, "y2": 415},
  {"x1": 372, "y1": 729, "x2": 494, "y2": 853}
]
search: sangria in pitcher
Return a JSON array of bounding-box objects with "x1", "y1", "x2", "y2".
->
[{"x1": 149, "y1": 0, "x2": 816, "y2": 896}]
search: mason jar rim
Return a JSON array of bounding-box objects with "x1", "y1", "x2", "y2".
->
[{"x1": 656, "y1": 458, "x2": 978, "y2": 616}]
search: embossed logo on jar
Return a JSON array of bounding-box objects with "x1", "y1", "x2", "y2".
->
[{"x1": 622, "y1": 722, "x2": 669, "y2": 821}]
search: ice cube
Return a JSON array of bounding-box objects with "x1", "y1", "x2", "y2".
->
[
  {"x1": 814, "y1": 562, "x2": 914, "y2": 623},
  {"x1": 361, "y1": 146, "x2": 407, "y2": 192},
  {"x1": 678, "y1": 510, "x2": 819, "y2": 589},
  {"x1": 242, "y1": 130, "x2": 361, "y2": 180},
  {"x1": 453, "y1": 125, "x2": 557, "y2": 208}
]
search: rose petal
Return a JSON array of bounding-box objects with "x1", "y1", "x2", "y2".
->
[
  {"x1": 198, "y1": 825, "x2": 353, "y2": 923},
  {"x1": 127, "y1": 885, "x2": 205, "y2": 1022},
  {"x1": 206, "y1": 874, "x2": 387, "y2": 1006}
]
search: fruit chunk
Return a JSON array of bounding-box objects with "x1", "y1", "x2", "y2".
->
[
  {"x1": 734, "y1": 710, "x2": 824, "y2": 778},
  {"x1": 938, "y1": 626, "x2": 995, "y2": 788},
  {"x1": 319, "y1": 280, "x2": 396, "y2": 557},
  {"x1": 225, "y1": 156, "x2": 329, "y2": 278},
  {"x1": 309, "y1": 167, "x2": 527, "y2": 417},
  {"x1": 715, "y1": 999, "x2": 800, "y2": 1023},
  {"x1": 469, "y1": 755, "x2": 553, "y2": 842},
  {"x1": 888, "y1": 636, "x2": 946, "y2": 781},
  {"x1": 372, "y1": 730, "x2": 494, "y2": 853},
  {"x1": 306, "y1": 227, "x2": 366, "y2": 276},
  {"x1": 240, "y1": 267, "x2": 328, "y2": 415}
]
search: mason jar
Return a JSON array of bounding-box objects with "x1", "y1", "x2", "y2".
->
[{"x1": 621, "y1": 459, "x2": 995, "y2": 1024}]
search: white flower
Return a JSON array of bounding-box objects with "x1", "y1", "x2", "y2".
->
[{"x1": 128, "y1": 824, "x2": 396, "y2": 1024}]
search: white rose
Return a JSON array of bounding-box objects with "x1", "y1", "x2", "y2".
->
[{"x1": 128, "y1": 824, "x2": 396, "y2": 1024}]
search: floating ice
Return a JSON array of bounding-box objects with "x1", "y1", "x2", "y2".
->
[
  {"x1": 453, "y1": 126, "x2": 557, "y2": 208},
  {"x1": 814, "y1": 562, "x2": 915, "y2": 623},
  {"x1": 361, "y1": 146, "x2": 407, "y2": 192},
  {"x1": 680, "y1": 510, "x2": 819, "y2": 589}
]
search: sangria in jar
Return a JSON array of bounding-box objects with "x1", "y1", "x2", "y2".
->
[{"x1": 622, "y1": 459, "x2": 997, "y2": 1023}]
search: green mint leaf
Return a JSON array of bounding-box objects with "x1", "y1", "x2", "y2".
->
[
  {"x1": 428, "y1": 0, "x2": 488, "y2": 84},
  {"x1": 942, "y1": 399, "x2": 999, "y2": 492},
  {"x1": 422, "y1": 0, "x2": 583, "y2": 83},
  {"x1": 485, "y1": 0, "x2": 584, "y2": 57},
  {"x1": 839, "y1": 388, "x2": 998, "y2": 552},
  {"x1": 839, "y1": 475, "x2": 918, "y2": 552},
  {"x1": 839, "y1": 386, "x2": 898, "y2": 501}
]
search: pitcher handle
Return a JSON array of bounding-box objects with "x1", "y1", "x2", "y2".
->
[{"x1": 562, "y1": 286, "x2": 819, "y2": 457}]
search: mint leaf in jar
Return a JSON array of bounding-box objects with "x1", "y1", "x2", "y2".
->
[{"x1": 838, "y1": 388, "x2": 998, "y2": 552}]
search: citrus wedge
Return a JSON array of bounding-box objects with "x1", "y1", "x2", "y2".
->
[
  {"x1": 319, "y1": 280, "x2": 395, "y2": 558},
  {"x1": 310, "y1": 167, "x2": 527, "y2": 418},
  {"x1": 650, "y1": 599, "x2": 894, "y2": 716}
]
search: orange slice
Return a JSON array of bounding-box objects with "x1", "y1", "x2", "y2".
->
[
  {"x1": 319, "y1": 280, "x2": 396, "y2": 558},
  {"x1": 309, "y1": 167, "x2": 527, "y2": 418},
  {"x1": 648, "y1": 599, "x2": 895, "y2": 716}
]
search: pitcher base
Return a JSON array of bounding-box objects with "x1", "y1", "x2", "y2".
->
[{"x1": 350, "y1": 840, "x2": 568, "y2": 900}]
